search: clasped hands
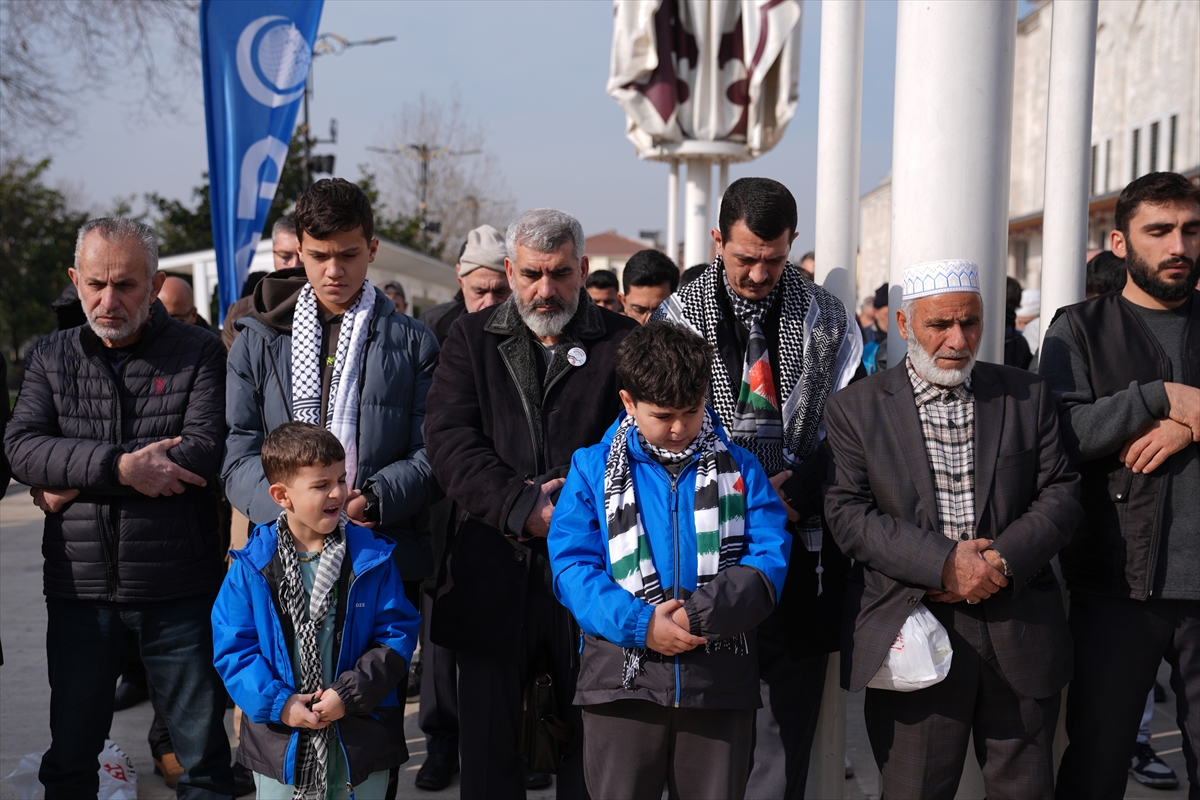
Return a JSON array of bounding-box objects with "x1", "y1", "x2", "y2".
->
[
  {"x1": 279, "y1": 687, "x2": 345, "y2": 730},
  {"x1": 645, "y1": 599, "x2": 707, "y2": 656},
  {"x1": 926, "y1": 538, "x2": 1009, "y2": 605}
]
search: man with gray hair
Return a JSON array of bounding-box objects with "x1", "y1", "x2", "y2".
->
[
  {"x1": 425, "y1": 208, "x2": 637, "y2": 799},
  {"x1": 5, "y1": 218, "x2": 233, "y2": 799}
]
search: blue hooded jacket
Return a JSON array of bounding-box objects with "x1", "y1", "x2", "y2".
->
[
  {"x1": 212, "y1": 519, "x2": 419, "y2": 787},
  {"x1": 549, "y1": 409, "x2": 792, "y2": 709}
]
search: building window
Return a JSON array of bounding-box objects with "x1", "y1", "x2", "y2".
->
[
  {"x1": 1105, "y1": 139, "x2": 1113, "y2": 193},
  {"x1": 1149, "y1": 121, "x2": 1159, "y2": 172},
  {"x1": 1090, "y1": 144, "x2": 1098, "y2": 196},
  {"x1": 1169, "y1": 115, "x2": 1178, "y2": 172},
  {"x1": 1131, "y1": 128, "x2": 1141, "y2": 180}
]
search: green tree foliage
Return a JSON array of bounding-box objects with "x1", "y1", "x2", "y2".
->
[{"x1": 0, "y1": 158, "x2": 89, "y2": 366}]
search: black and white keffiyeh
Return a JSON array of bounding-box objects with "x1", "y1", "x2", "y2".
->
[
  {"x1": 291, "y1": 280, "x2": 376, "y2": 488},
  {"x1": 604, "y1": 412, "x2": 749, "y2": 688},
  {"x1": 653, "y1": 259, "x2": 862, "y2": 555},
  {"x1": 276, "y1": 511, "x2": 348, "y2": 800}
]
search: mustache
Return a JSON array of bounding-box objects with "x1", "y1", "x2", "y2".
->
[
  {"x1": 934, "y1": 348, "x2": 972, "y2": 360},
  {"x1": 1158, "y1": 256, "x2": 1196, "y2": 271},
  {"x1": 529, "y1": 297, "x2": 565, "y2": 310}
]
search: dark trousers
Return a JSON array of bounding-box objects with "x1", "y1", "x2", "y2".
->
[
  {"x1": 745, "y1": 627, "x2": 828, "y2": 800},
  {"x1": 582, "y1": 699, "x2": 754, "y2": 800},
  {"x1": 419, "y1": 590, "x2": 460, "y2": 756},
  {"x1": 40, "y1": 596, "x2": 233, "y2": 800},
  {"x1": 456, "y1": 574, "x2": 588, "y2": 800},
  {"x1": 1056, "y1": 594, "x2": 1200, "y2": 800},
  {"x1": 864, "y1": 603, "x2": 1060, "y2": 800}
]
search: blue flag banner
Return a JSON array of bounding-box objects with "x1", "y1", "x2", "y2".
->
[{"x1": 200, "y1": 0, "x2": 323, "y2": 323}]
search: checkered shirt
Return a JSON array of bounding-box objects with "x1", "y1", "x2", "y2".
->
[{"x1": 906, "y1": 358, "x2": 976, "y2": 541}]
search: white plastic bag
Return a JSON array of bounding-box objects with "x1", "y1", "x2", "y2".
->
[
  {"x1": 5, "y1": 739, "x2": 137, "y2": 800},
  {"x1": 867, "y1": 602, "x2": 954, "y2": 691}
]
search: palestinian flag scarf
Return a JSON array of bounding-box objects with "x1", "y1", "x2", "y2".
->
[{"x1": 603, "y1": 412, "x2": 748, "y2": 688}]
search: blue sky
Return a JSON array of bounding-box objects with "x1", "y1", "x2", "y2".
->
[{"x1": 33, "y1": 0, "x2": 904, "y2": 256}]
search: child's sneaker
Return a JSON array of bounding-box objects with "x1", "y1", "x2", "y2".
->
[{"x1": 1130, "y1": 742, "x2": 1179, "y2": 788}]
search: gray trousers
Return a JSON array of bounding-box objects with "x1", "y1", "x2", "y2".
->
[
  {"x1": 864, "y1": 603, "x2": 1060, "y2": 800},
  {"x1": 582, "y1": 700, "x2": 754, "y2": 800}
]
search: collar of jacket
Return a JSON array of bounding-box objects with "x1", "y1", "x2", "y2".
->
[
  {"x1": 232, "y1": 518, "x2": 395, "y2": 577},
  {"x1": 483, "y1": 287, "x2": 606, "y2": 340},
  {"x1": 76, "y1": 298, "x2": 171, "y2": 356},
  {"x1": 239, "y1": 281, "x2": 396, "y2": 342}
]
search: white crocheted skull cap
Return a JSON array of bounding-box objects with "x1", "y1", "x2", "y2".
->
[{"x1": 901, "y1": 260, "x2": 981, "y2": 300}]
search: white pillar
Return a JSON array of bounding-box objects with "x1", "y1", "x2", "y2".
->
[
  {"x1": 888, "y1": 0, "x2": 1017, "y2": 368},
  {"x1": 667, "y1": 161, "x2": 680, "y2": 266},
  {"x1": 684, "y1": 157, "x2": 712, "y2": 268},
  {"x1": 1039, "y1": 0, "x2": 1098, "y2": 350},
  {"x1": 814, "y1": 0, "x2": 865, "y2": 317}
]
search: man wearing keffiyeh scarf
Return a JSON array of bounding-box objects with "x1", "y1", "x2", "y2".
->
[{"x1": 652, "y1": 178, "x2": 861, "y2": 799}]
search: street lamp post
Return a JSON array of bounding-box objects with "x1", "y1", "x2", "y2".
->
[
  {"x1": 303, "y1": 33, "x2": 397, "y2": 188},
  {"x1": 366, "y1": 144, "x2": 481, "y2": 251}
]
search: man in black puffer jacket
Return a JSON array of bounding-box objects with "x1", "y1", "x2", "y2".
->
[{"x1": 5, "y1": 218, "x2": 233, "y2": 800}]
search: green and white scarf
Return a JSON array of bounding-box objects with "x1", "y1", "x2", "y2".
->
[{"x1": 604, "y1": 411, "x2": 749, "y2": 687}]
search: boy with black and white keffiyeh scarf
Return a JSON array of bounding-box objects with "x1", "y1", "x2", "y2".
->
[{"x1": 548, "y1": 322, "x2": 792, "y2": 800}]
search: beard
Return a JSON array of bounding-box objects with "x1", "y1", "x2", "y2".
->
[
  {"x1": 1125, "y1": 239, "x2": 1199, "y2": 303},
  {"x1": 515, "y1": 290, "x2": 579, "y2": 339},
  {"x1": 87, "y1": 292, "x2": 152, "y2": 343},
  {"x1": 907, "y1": 339, "x2": 977, "y2": 387}
]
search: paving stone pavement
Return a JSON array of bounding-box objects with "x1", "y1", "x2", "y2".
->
[{"x1": 1, "y1": 481, "x2": 1189, "y2": 799}]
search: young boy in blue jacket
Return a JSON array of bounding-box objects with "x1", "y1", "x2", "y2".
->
[
  {"x1": 213, "y1": 422, "x2": 419, "y2": 800},
  {"x1": 549, "y1": 321, "x2": 792, "y2": 800}
]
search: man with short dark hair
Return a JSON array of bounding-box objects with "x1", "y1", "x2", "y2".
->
[
  {"x1": 585, "y1": 269, "x2": 623, "y2": 313},
  {"x1": 221, "y1": 214, "x2": 300, "y2": 350},
  {"x1": 655, "y1": 177, "x2": 861, "y2": 799},
  {"x1": 384, "y1": 281, "x2": 408, "y2": 315},
  {"x1": 1085, "y1": 249, "x2": 1127, "y2": 298},
  {"x1": 1042, "y1": 171, "x2": 1200, "y2": 799},
  {"x1": 798, "y1": 250, "x2": 815, "y2": 281},
  {"x1": 425, "y1": 207, "x2": 638, "y2": 799},
  {"x1": 222, "y1": 178, "x2": 440, "y2": 664},
  {"x1": 6, "y1": 217, "x2": 234, "y2": 799},
  {"x1": 622, "y1": 249, "x2": 679, "y2": 324}
]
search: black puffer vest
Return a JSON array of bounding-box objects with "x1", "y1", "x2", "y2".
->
[
  {"x1": 1059, "y1": 291, "x2": 1200, "y2": 599},
  {"x1": 5, "y1": 301, "x2": 228, "y2": 602}
]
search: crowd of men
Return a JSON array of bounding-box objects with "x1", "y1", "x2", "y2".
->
[{"x1": 1, "y1": 170, "x2": 1197, "y2": 800}]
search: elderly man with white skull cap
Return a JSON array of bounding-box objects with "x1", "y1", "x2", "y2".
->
[{"x1": 822, "y1": 259, "x2": 1083, "y2": 799}]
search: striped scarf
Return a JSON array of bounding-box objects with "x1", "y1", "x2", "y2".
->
[
  {"x1": 275, "y1": 511, "x2": 348, "y2": 800},
  {"x1": 604, "y1": 412, "x2": 749, "y2": 688},
  {"x1": 291, "y1": 280, "x2": 376, "y2": 488}
]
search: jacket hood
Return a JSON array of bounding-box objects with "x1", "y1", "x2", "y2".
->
[
  {"x1": 251, "y1": 266, "x2": 308, "y2": 334},
  {"x1": 249, "y1": 268, "x2": 396, "y2": 336},
  {"x1": 484, "y1": 287, "x2": 606, "y2": 340},
  {"x1": 233, "y1": 518, "x2": 396, "y2": 575}
]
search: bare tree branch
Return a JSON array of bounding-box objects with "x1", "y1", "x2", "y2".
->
[{"x1": 0, "y1": 0, "x2": 199, "y2": 146}]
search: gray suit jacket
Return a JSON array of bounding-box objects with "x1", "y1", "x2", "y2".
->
[{"x1": 824, "y1": 361, "x2": 1082, "y2": 698}]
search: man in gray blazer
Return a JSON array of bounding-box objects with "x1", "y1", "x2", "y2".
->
[{"x1": 824, "y1": 260, "x2": 1082, "y2": 799}]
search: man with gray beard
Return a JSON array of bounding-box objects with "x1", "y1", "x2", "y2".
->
[
  {"x1": 823, "y1": 260, "x2": 1081, "y2": 799},
  {"x1": 5, "y1": 218, "x2": 233, "y2": 799},
  {"x1": 424, "y1": 208, "x2": 637, "y2": 799}
]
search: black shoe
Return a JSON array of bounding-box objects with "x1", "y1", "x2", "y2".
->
[
  {"x1": 414, "y1": 753, "x2": 458, "y2": 791},
  {"x1": 1154, "y1": 680, "x2": 1167, "y2": 703},
  {"x1": 1130, "y1": 742, "x2": 1180, "y2": 789},
  {"x1": 233, "y1": 762, "x2": 256, "y2": 797},
  {"x1": 525, "y1": 769, "x2": 552, "y2": 790},
  {"x1": 113, "y1": 679, "x2": 149, "y2": 711}
]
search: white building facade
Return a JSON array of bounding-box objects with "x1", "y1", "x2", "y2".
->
[{"x1": 859, "y1": 0, "x2": 1200, "y2": 298}]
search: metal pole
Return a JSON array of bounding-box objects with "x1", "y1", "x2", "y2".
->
[
  {"x1": 684, "y1": 157, "x2": 712, "y2": 268},
  {"x1": 302, "y1": 70, "x2": 313, "y2": 190},
  {"x1": 668, "y1": 161, "x2": 680, "y2": 266},
  {"x1": 888, "y1": 0, "x2": 1017, "y2": 370},
  {"x1": 814, "y1": 0, "x2": 865, "y2": 318},
  {"x1": 1039, "y1": 0, "x2": 1098, "y2": 351},
  {"x1": 419, "y1": 149, "x2": 429, "y2": 252}
]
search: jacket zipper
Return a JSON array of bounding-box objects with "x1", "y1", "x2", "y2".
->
[
  {"x1": 670, "y1": 473, "x2": 681, "y2": 708},
  {"x1": 86, "y1": 347, "x2": 123, "y2": 600},
  {"x1": 498, "y1": 341, "x2": 544, "y2": 475}
]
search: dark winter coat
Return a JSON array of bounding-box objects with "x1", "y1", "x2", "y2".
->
[
  {"x1": 222, "y1": 270, "x2": 441, "y2": 581},
  {"x1": 5, "y1": 301, "x2": 228, "y2": 602},
  {"x1": 213, "y1": 520, "x2": 419, "y2": 787},
  {"x1": 424, "y1": 291, "x2": 638, "y2": 660},
  {"x1": 420, "y1": 292, "x2": 467, "y2": 347}
]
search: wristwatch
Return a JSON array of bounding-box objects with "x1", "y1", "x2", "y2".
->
[{"x1": 361, "y1": 488, "x2": 380, "y2": 523}]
